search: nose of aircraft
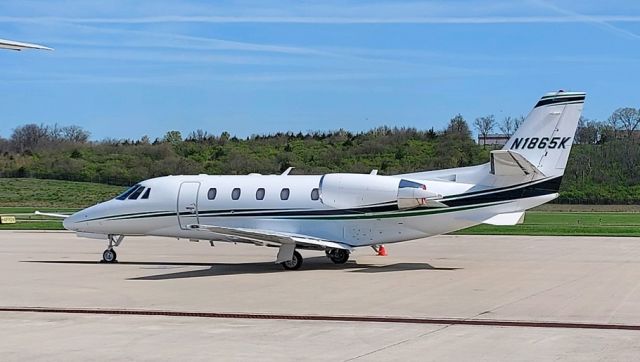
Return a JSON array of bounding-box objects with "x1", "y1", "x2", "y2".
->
[{"x1": 62, "y1": 213, "x2": 79, "y2": 231}]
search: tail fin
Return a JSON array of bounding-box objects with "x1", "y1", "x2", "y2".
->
[
  {"x1": 397, "y1": 91, "x2": 585, "y2": 187},
  {"x1": 503, "y1": 91, "x2": 585, "y2": 178}
]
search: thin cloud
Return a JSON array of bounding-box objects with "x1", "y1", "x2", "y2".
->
[
  {"x1": 71, "y1": 24, "x2": 330, "y2": 56},
  {"x1": 0, "y1": 63, "x2": 494, "y2": 85},
  {"x1": 532, "y1": 0, "x2": 640, "y2": 40},
  {"x1": 2, "y1": 15, "x2": 640, "y2": 25},
  {"x1": 32, "y1": 22, "x2": 397, "y2": 66}
]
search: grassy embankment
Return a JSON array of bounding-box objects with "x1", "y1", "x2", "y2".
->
[
  {"x1": 0, "y1": 178, "x2": 638, "y2": 236},
  {"x1": 457, "y1": 212, "x2": 640, "y2": 237},
  {"x1": 0, "y1": 178, "x2": 124, "y2": 230}
]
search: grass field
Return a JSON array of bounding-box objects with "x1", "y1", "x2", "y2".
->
[
  {"x1": 1, "y1": 208, "x2": 638, "y2": 236},
  {"x1": 0, "y1": 178, "x2": 638, "y2": 236},
  {"x1": 0, "y1": 178, "x2": 124, "y2": 230},
  {"x1": 0, "y1": 178, "x2": 124, "y2": 208},
  {"x1": 456, "y1": 212, "x2": 640, "y2": 237}
]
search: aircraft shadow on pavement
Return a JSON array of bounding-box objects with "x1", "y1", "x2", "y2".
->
[{"x1": 23, "y1": 257, "x2": 460, "y2": 280}]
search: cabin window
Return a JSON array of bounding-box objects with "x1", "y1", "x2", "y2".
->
[
  {"x1": 115, "y1": 184, "x2": 140, "y2": 200},
  {"x1": 280, "y1": 188, "x2": 290, "y2": 200},
  {"x1": 141, "y1": 188, "x2": 151, "y2": 199},
  {"x1": 232, "y1": 188, "x2": 241, "y2": 200},
  {"x1": 311, "y1": 188, "x2": 319, "y2": 201},
  {"x1": 207, "y1": 188, "x2": 217, "y2": 200},
  {"x1": 256, "y1": 188, "x2": 265, "y2": 200},
  {"x1": 128, "y1": 186, "x2": 145, "y2": 200}
]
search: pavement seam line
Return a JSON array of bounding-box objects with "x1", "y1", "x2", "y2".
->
[{"x1": 2, "y1": 307, "x2": 640, "y2": 331}]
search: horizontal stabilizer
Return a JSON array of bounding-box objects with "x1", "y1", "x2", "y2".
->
[
  {"x1": 482, "y1": 211, "x2": 525, "y2": 226},
  {"x1": 490, "y1": 150, "x2": 545, "y2": 177}
]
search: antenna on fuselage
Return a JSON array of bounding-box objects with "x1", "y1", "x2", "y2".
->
[{"x1": 281, "y1": 167, "x2": 294, "y2": 176}]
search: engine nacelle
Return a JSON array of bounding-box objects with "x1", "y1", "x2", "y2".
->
[{"x1": 319, "y1": 173, "x2": 442, "y2": 210}]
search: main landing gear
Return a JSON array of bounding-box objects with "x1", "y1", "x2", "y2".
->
[
  {"x1": 326, "y1": 248, "x2": 350, "y2": 264},
  {"x1": 279, "y1": 248, "x2": 351, "y2": 270},
  {"x1": 101, "y1": 234, "x2": 124, "y2": 263},
  {"x1": 281, "y1": 250, "x2": 303, "y2": 270}
]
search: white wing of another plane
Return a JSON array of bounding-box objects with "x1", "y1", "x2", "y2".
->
[
  {"x1": 189, "y1": 224, "x2": 352, "y2": 262},
  {"x1": 35, "y1": 211, "x2": 69, "y2": 218},
  {"x1": 0, "y1": 38, "x2": 53, "y2": 51}
]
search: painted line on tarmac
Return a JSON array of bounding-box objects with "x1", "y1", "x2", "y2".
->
[{"x1": 2, "y1": 306, "x2": 640, "y2": 331}]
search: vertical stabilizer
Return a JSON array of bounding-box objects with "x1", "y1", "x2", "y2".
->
[{"x1": 503, "y1": 91, "x2": 585, "y2": 178}]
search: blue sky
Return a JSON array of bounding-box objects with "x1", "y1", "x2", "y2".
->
[{"x1": 1, "y1": 0, "x2": 640, "y2": 140}]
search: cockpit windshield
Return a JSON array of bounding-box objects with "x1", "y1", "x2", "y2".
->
[
  {"x1": 128, "y1": 186, "x2": 146, "y2": 200},
  {"x1": 115, "y1": 184, "x2": 141, "y2": 200},
  {"x1": 115, "y1": 184, "x2": 152, "y2": 200}
]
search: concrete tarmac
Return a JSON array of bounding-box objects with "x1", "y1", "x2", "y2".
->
[{"x1": 1, "y1": 231, "x2": 640, "y2": 361}]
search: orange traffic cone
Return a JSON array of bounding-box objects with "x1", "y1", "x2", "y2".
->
[{"x1": 377, "y1": 244, "x2": 387, "y2": 256}]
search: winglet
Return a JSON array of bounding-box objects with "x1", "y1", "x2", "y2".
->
[{"x1": 281, "y1": 167, "x2": 294, "y2": 176}]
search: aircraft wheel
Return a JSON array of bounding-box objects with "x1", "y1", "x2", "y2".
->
[
  {"x1": 102, "y1": 248, "x2": 118, "y2": 263},
  {"x1": 281, "y1": 250, "x2": 303, "y2": 270},
  {"x1": 328, "y1": 249, "x2": 350, "y2": 264}
]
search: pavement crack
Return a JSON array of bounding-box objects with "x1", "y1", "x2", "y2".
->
[
  {"x1": 467, "y1": 264, "x2": 614, "y2": 320},
  {"x1": 343, "y1": 324, "x2": 452, "y2": 361}
]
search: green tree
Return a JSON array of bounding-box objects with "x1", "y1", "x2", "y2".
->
[{"x1": 162, "y1": 131, "x2": 183, "y2": 146}]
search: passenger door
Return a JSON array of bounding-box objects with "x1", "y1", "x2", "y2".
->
[{"x1": 177, "y1": 182, "x2": 200, "y2": 229}]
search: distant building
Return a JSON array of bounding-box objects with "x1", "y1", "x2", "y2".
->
[{"x1": 478, "y1": 133, "x2": 510, "y2": 146}]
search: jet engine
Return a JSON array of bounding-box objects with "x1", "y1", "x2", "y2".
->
[{"x1": 319, "y1": 173, "x2": 444, "y2": 210}]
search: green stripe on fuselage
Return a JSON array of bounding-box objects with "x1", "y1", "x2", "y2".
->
[{"x1": 94, "y1": 201, "x2": 508, "y2": 223}]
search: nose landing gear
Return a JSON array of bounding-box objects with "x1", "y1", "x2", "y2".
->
[
  {"x1": 102, "y1": 248, "x2": 117, "y2": 263},
  {"x1": 101, "y1": 234, "x2": 124, "y2": 263}
]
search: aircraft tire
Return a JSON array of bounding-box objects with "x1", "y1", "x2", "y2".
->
[
  {"x1": 329, "y1": 249, "x2": 350, "y2": 264},
  {"x1": 281, "y1": 250, "x2": 303, "y2": 270},
  {"x1": 102, "y1": 248, "x2": 117, "y2": 263}
]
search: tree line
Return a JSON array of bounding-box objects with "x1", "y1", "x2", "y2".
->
[{"x1": 0, "y1": 108, "x2": 638, "y2": 204}]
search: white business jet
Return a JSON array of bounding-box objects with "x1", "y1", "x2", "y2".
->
[
  {"x1": 43, "y1": 91, "x2": 585, "y2": 270},
  {"x1": 0, "y1": 38, "x2": 52, "y2": 51}
]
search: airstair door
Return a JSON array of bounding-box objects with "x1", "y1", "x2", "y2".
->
[{"x1": 177, "y1": 182, "x2": 200, "y2": 230}]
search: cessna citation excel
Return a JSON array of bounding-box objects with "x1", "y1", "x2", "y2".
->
[{"x1": 44, "y1": 91, "x2": 585, "y2": 270}]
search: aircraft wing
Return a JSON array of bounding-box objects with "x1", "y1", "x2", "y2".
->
[
  {"x1": 35, "y1": 211, "x2": 69, "y2": 218},
  {"x1": 0, "y1": 38, "x2": 53, "y2": 51},
  {"x1": 188, "y1": 224, "x2": 352, "y2": 251}
]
